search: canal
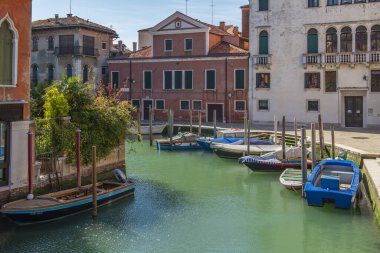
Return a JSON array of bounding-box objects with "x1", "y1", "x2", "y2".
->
[{"x1": 1, "y1": 141, "x2": 380, "y2": 253}]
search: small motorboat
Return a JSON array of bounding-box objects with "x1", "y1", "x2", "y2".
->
[
  {"x1": 135, "y1": 123, "x2": 167, "y2": 135},
  {"x1": 213, "y1": 142, "x2": 282, "y2": 159},
  {"x1": 197, "y1": 136, "x2": 272, "y2": 152},
  {"x1": 0, "y1": 179, "x2": 136, "y2": 225},
  {"x1": 304, "y1": 160, "x2": 360, "y2": 209},
  {"x1": 156, "y1": 132, "x2": 201, "y2": 150},
  {"x1": 280, "y1": 169, "x2": 311, "y2": 190}
]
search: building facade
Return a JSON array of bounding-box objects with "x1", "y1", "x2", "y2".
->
[
  {"x1": 0, "y1": 0, "x2": 32, "y2": 199},
  {"x1": 108, "y1": 11, "x2": 249, "y2": 123},
  {"x1": 31, "y1": 14, "x2": 117, "y2": 86},
  {"x1": 249, "y1": 0, "x2": 380, "y2": 127}
]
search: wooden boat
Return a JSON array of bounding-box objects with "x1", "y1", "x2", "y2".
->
[
  {"x1": 239, "y1": 147, "x2": 312, "y2": 172},
  {"x1": 304, "y1": 160, "x2": 360, "y2": 209},
  {"x1": 0, "y1": 180, "x2": 135, "y2": 225},
  {"x1": 135, "y1": 123, "x2": 167, "y2": 135},
  {"x1": 156, "y1": 132, "x2": 201, "y2": 150},
  {"x1": 197, "y1": 135, "x2": 272, "y2": 152},
  {"x1": 213, "y1": 143, "x2": 282, "y2": 159},
  {"x1": 280, "y1": 169, "x2": 311, "y2": 190}
]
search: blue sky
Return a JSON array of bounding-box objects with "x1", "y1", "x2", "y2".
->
[{"x1": 32, "y1": 0, "x2": 248, "y2": 49}]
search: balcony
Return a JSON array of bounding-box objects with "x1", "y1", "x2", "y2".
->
[
  {"x1": 303, "y1": 51, "x2": 380, "y2": 68},
  {"x1": 253, "y1": 55, "x2": 272, "y2": 69},
  {"x1": 55, "y1": 46, "x2": 99, "y2": 57}
]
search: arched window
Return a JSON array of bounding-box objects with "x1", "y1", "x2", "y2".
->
[
  {"x1": 47, "y1": 64, "x2": 54, "y2": 84},
  {"x1": 340, "y1": 27, "x2": 352, "y2": 53},
  {"x1": 326, "y1": 27, "x2": 337, "y2": 53},
  {"x1": 31, "y1": 64, "x2": 38, "y2": 86},
  {"x1": 66, "y1": 64, "x2": 72, "y2": 78},
  {"x1": 0, "y1": 20, "x2": 13, "y2": 85},
  {"x1": 83, "y1": 65, "x2": 89, "y2": 83},
  {"x1": 355, "y1": 26, "x2": 367, "y2": 52},
  {"x1": 32, "y1": 36, "x2": 38, "y2": 51},
  {"x1": 371, "y1": 25, "x2": 380, "y2": 51},
  {"x1": 48, "y1": 36, "x2": 54, "y2": 50},
  {"x1": 307, "y1": 29, "x2": 318, "y2": 54},
  {"x1": 259, "y1": 31, "x2": 269, "y2": 54}
]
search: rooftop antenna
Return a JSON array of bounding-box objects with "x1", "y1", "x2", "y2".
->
[
  {"x1": 69, "y1": 0, "x2": 72, "y2": 14},
  {"x1": 186, "y1": 0, "x2": 189, "y2": 15},
  {"x1": 211, "y1": 0, "x2": 214, "y2": 25}
]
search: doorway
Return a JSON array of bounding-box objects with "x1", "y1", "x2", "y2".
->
[
  {"x1": 143, "y1": 100, "x2": 153, "y2": 121},
  {"x1": 207, "y1": 104, "x2": 224, "y2": 122},
  {"x1": 0, "y1": 122, "x2": 9, "y2": 187},
  {"x1": 345, "y1": 96, "x2": 363, "y2": 127}
]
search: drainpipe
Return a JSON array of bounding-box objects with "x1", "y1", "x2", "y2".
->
[
  {"x1": 129, "y1": 59, "x2": 132, "y2": 101},
  {"x1": 225, "y1": 57, "x2": 228, "y2": 123}
]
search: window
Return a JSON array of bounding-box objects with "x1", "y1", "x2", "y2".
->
[
  {"x1": 31, "y1": 64, "x2": 38, "y2": 86},
  {"x1": 83, "y1": 65, "x2": 89, "y2": 83},
  {"x1": 326, "y1": 28, "x2": 338, "y2": 53},
  {"x1": 340, "y1": 27, "x2": 352, "y2": 52},
  {"x1": 175, "y1": 21, "x2": 182, "y2": 28},
  {"x1": 102, "y1": 42, "x2": 107, "y2": 50},
  {"x1": 164, "y1": 70, "x2": 192, "y2": 89},
  {"x1": 327, "y1": 0, "x2": 339, "y2": 5},
  {"x1": 83, "y1": 36, "x2": 95, "y2": 56},
  {"x1": 111, "y1": 71, "x2": 119, "y2": 88},
  {"x1": 156, "y1": 100, "x2": 165, "y2": 110},
  {"x1": 307, "y1": 29, "x2": 318, "y2": 54},
  {"x1": 180, "y1": 100, "x2": 190, "y2": 110},
  {"x1": 371, "y1": 70, "x2": 380, "y2": 92},
  {"x1": 307, "y1": 100, "x2": 319, "y2": 112},
  {"x1": 48, "y1": 36, "x2": 54, "y2": 50},
  {"x1": 165, "y1": 39, "x2": 173, "y2": 51},
  {"x1": 185, "y1": 38, "x2": 193, "y2": 51},
  {"x1": 356, "y1": 26, "x2": 367, "y2": 52},
  {"x1": 66, "y1": 64, "x2": 73, "y2": 78},
  {"x1": 0, "y1": 19, "x2": 16, "y2": 86},
  {"x1": 308, "y1": 0, "x2": 319, "y2": 7},
  {"x1": 235, "y1": 69, "x2": 245, "y2": 90},
  {"x1": 325, "y1": 71, "x2": 337, "y2": 92},
  {"x1": 235, "y1": 101, "x2": 246, "y2": 112},
  {"x1": 131, "y1": 99, "x2": 140, "y2": 109},
  {"x1": 256, "y1": 73, "x2": 270, "y2": 88},
  {"x1": 259, "y1": 0, "x2": 269, "y2": 11},
  {"x1": 102, "y1": 66, "x2": 107, "y2": 75},
  {"x1": 205, "y1": 70, "x2": 216, "y2": 90},
  {"x1": 32, "y1": 36, "x2": 38, "y2": 51},
  {"x1": 192, "y1": 100, "x2": 202, "y2": 110},
  {"x1": 371, "y1": 25, "x2": 380, "y2": 51},
  {"x1": 305, "y1": 73, "x2": 320, "y2": 88},
  {"x1": 59, "y1": 35, "x2": 74, "y2": 54},
  {"x1": 354, "y1": 0, "x2": 366, "y2": 2},
  {"x1": 258, "y1": 100, "x2": 269, "y2": 111},
  {"x1": 259, "y1": 31, "x2": 269, "y2": 54},
  {"x1": 341, "y1": 0, "x2": 352, "y2": 4},
  {"x1": 144, "y1": 71, "x2": 152, "y2": 89},
  {"x1": 48, "y1": 64, "x2": 54, "y2": 84}
]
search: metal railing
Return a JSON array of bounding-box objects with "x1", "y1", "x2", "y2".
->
[{"x1": 55, "y1": 46, "x2": 99, "y2": 57}]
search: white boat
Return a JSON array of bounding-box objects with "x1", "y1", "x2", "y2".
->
[
  {"x1": 213, "y1": 142, "x2": 283, "y2": 159},
  {"x1": 136, "y1": 123, "x2": 167, "y2": 135}
]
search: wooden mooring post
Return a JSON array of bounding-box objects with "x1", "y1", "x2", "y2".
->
[
  {"x1": 274, "y1": 115, "x2": 278, "y2": 144},
  {"x1": 294, "y1": 118, "x2": 298, "y2": 147},
  {"x1": 247, "y1": 119, "x2": 251, "y2": 155},
  {"x1": 244, "y1": 111, "x2": 248, "y2": 145},
  {"x1": 27, "y1": 131, "x2": 34, "y2": 200},
  {"x1": 318, "y1": 114, "x2": 325, "y2": 159},
  {"x1": 282, "y1": 116, "x2": 286, "y2": 160},
  {"x1": 189, "y1": 110, "x2": 193, "y2": 133},
  {"x1": 92, "y1": 146, "x2": 98, "y2": 218},
  {"x1": 331, "y1": 125, "x2": 335, "y2": 159},
  {"x1": 76, "y1": 129, "x2": 81, "y2": 187},
  {"x1": 137, "y1": 109, "x2": 142, "y2": 142},
  {"x1": 198, "y1": 111, "x2": 202, "y2": 136},
  {"x1": 149, "y1": 105, "x2": 153, "y2": 146},
  {"x1": 301, "y1": 126, "x2": 308, "y2": 198},
  {"x1": 169, "y1": 109, "x2": 174, "y2": 149},
  {"x1": 213, "y1": 110, "x2": 217, "y2": 138},
  {"x1": 311, "y1": 123, "x2": 317, "y2": 170}
]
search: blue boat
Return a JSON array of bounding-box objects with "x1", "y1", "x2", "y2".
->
[
  {"x1": 156, "y1": 132, "x2": 201, "y2": 151},
  {"x1": 304, "y1": 160, "x2": 360, "y2": 209}
]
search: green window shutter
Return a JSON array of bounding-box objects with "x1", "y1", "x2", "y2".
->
[
  {"x1": 185, "y1": 71, "x2": 193, "y2": 89},
  {"x1": 235, "y1": 70, "x2": 245, "y2": 89},
  {"x1": 256, "y1": 73, "x2": 260, "y2": 88},
  {"x1": 175, "y1": 71, "x2": 183, "y2": 89},
  {"x1": 316, "y1": 73, "x2": 320, "y2": 88},
  {"x1": 259, "y1": 32, "x2": 269, "y2": 54},
  {"x1": 307, "y1": 34, "x2": 318, "y2": 54},
  {"x1": 304, "y1": 73, "x2": 308, "y2": 88},
  {"x1": 259, "y1": 0, "x2": 268, "y2": 11},
  {"x1": 144, "y1": 71, "x2": 152, "y2": 89},
  {"x1": 206, "y1": 70, "x2": 215, "y2": 89},
  {"x1": 164, "y1": 71, "x2": 172, "y2": 89},
  {"x1": 0, "y1": 21, "x2": 13, "y2": 85}
]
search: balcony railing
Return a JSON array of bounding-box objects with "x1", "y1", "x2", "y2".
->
[
  {"x1": 304, "y1": 51, "x2": 380, "y2": 66},
  {"x1": 253, "y1": 55, "x2": 272, "y2": 68},
  {"x1": 55, "y1": 46, "x2": 99, "y2": 57}
]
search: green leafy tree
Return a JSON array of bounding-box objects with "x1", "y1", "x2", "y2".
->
[{"x1": 43, "y1": 87, "x2": 70, "y2": 119}]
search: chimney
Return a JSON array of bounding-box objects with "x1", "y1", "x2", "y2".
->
[
  {"x1": 241, "y1": 5, "x2": 250, "y2": 38},
  {"x1": 55, "y1": 14, "x2": 59, "y2": 23},
  {"x1": 219, "y1": 21, "x2": 226, "y2": 31},
  {"x1": 233, "y1": 26, "x2": 239, "y2": 36},
  {"x1": 118, "y1": 40, "x2": 123, "y2": 53},
  {"x1": 67, "y1": 13, "x2": 73, "y2": 18},
  {"x1": 133, "y1": 42, "x2": 137, "y2": 52}
]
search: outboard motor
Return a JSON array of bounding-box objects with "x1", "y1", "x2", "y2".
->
[{"x1": 114, "y1": 169, "x2": 127, "y2": 183}]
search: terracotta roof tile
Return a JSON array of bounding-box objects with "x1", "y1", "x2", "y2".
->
[
  {"x1": 209, "y1": 41, "x2": 248, "y2": 55},
  {"x1": 110, "y1": 46, "x2": 152, "y2": 60}
]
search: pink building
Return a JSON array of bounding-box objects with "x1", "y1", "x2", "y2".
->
[{"x1": 108, "y1": 11, "x2": 249, "y2": 123}]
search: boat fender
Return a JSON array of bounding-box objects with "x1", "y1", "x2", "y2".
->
[{"x1": 114, "y1": 169, "x2": 127, "y2": 183}]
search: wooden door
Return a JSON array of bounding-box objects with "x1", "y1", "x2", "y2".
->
[
  {"x1": 345, "y1": 96, "x2": 363, "y2": 127},
  {"x1": 207, "y1": 104, "x2": 223, "y2": 123}
]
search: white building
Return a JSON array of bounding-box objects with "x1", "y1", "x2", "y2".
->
[{"x1": 249, "y1": 0, "x2": 380, "y2": 128}]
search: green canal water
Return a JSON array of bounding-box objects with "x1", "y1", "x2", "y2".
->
[{"x1": 1, "y1": 141, "x2": 380, "y2": 253}]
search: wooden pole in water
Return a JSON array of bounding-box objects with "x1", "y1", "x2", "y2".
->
[
  {"x1": 331, "y1": 125, "x2": 335, "y2": 159},
  {"x1": 27, "y1": 131, "x2": 34, "y2": 200},
  {"x1": 169, "y1": 109, "x2": 173, "y2": 148},
  {"x1": 294, "y1": 118, "x2": 298, "y2": 147},
  {"x1": 244, "y1": 111, "x2": 248, "y2": 145},
  {"x1": 213, "y1": 110, "x2": 217, "y2": 138},
  {"x1": 149, "y1": 105, "x2": 153, "y2": 146},
  {"x1": 247, "y1": 119, "x2": 251, "y2": 154},
  {"x1": 92, "y1": 146, "x2": 97, "y2": 217},
  {"x1": 274, "y1": 114, "x2": 278, "y2": 144},
  {"x1": 137, "y1": 109, "x2": 142, "y2": 142},
  {"x1": 311, "y1": 123, "x2": 317, "y2": 170},
  {"x1": 282, "y1": 116, "x2": 286, "y2": 160},
  {"x1": 301, "y1": 126, "x2": 307, "y2": 198},
  {"x1": 76, "y1": 129, "x2": 81, "y2": 187},
  {"x1": 189, "y1": 109, "x2": 193, "y2": 133},
  {"x1": 318, "y1": 114, "x2": 325, "y2": 159},
  {"x1": 198, "y1": 111, "x2": 202, "y2": 136}
]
